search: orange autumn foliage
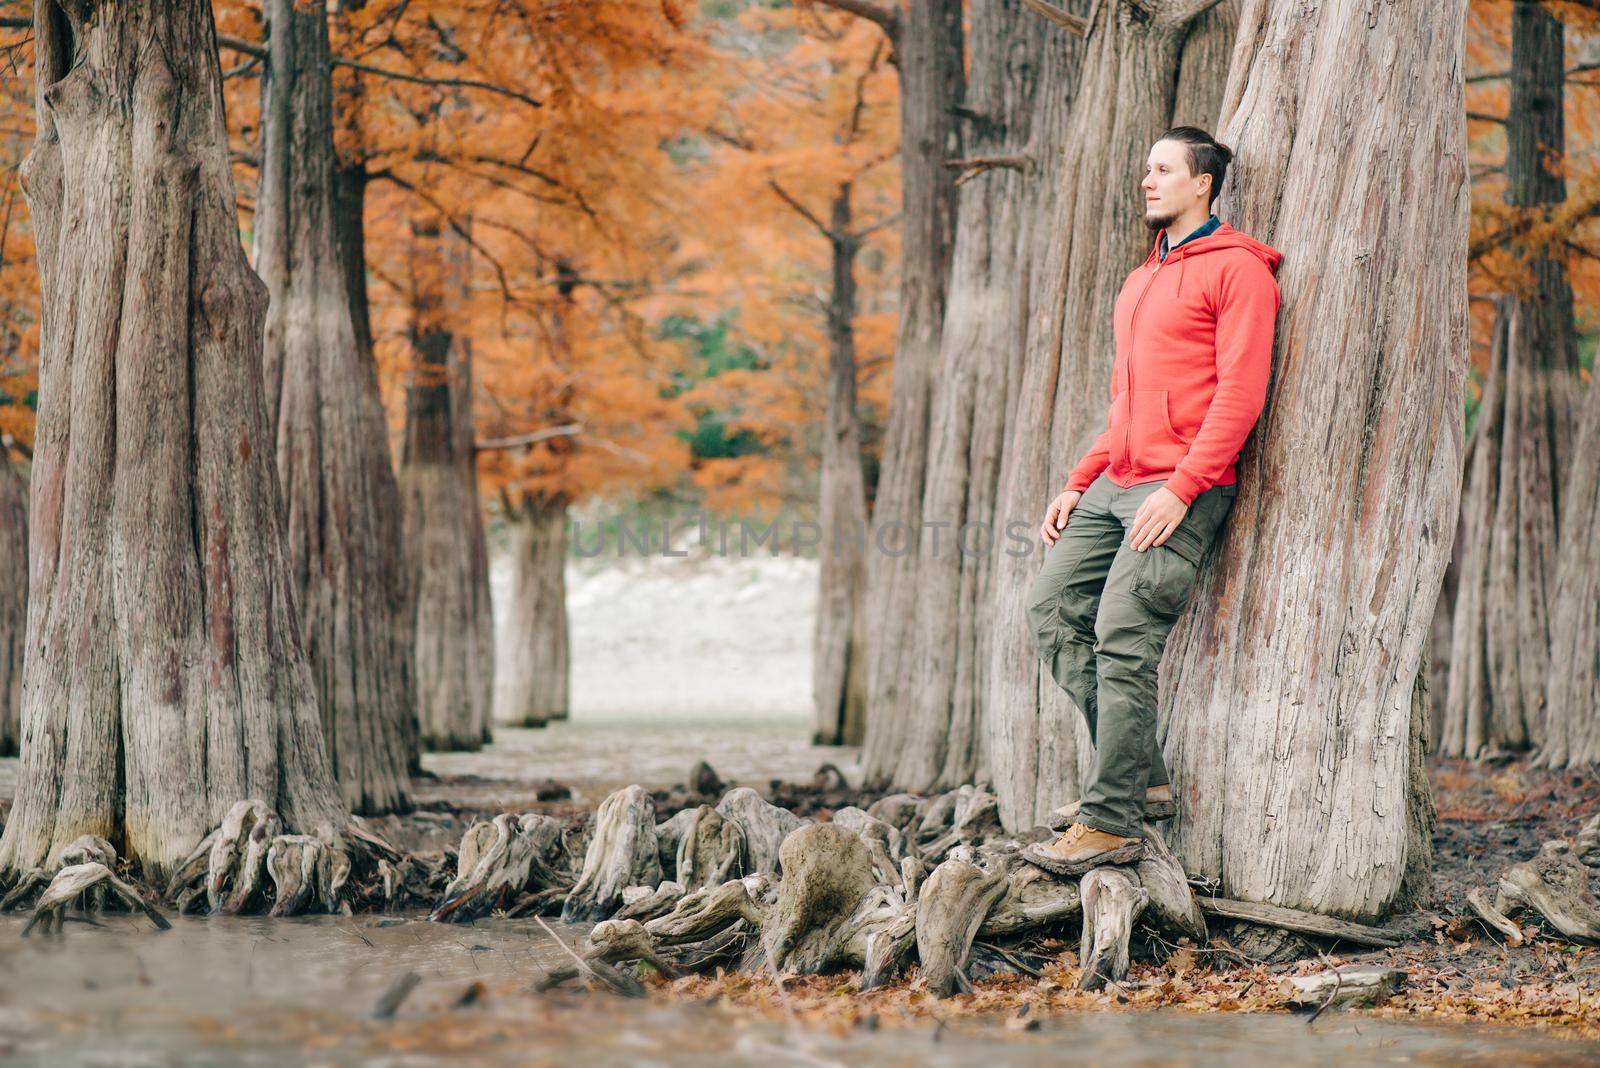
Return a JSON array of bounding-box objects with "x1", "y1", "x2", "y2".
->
[{"x1": 1467, "y1": 0, "x2": 1600, "y2": 388}]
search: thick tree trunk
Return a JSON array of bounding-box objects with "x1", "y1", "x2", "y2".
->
[
  {"x1": 813, "y1": 186, "x2": 870, "y2": 746},
  {"x1": 1439, "y1": 0, "x2": 1578, "y2": 757},
  {"x1": 1160, "y1": 0, "x2": 1468, "y2": 921},
  {"x1": 874, "y1": 0, "x2": 1086, "y2": 791},
  {"x1": 0, "y1": 0, "x2": 346, "y2": 879},
  {"x1": 983, "y1": 0, "x2": 1235, "y2": 828},
  {"x1": 493, "y1": 495, "x2": 570, "y2": 728},
  {"x1": 859, "y1": 0, "x2": 965, "y2": 763},
  {"x1": 0, "y1": 459, "x2": 22, "y2": 756},
  {"x1": 1542, "y1": 371, "x2": 1600, "y2": 767},
  {"x1": 401, "y1": 217, "x2": 494, "y2": 752},
  {"x1": 255, "y1": 0, "x2": 414, "y2": 814}
]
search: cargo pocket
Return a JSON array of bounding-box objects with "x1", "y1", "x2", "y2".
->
[{"x1": 1129, "y1": 537, "x2": 1202, "y2": 619}]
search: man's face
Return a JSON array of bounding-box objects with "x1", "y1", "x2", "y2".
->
[{"x1": 1142, "y1": 139, "x2": 1209, "y2": 230}]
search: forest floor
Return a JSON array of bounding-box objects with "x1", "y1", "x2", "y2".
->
[{"x1": 356, "y1": 746, "x2": 1600, "y2": 1046}]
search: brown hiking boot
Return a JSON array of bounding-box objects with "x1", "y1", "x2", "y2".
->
[
  {"x1": 1048, "y1": 785, "x2": 1177, "y2": 830},
  {"x1": 1021, "y1": 822, "x2": 1145, "y2": 878}
]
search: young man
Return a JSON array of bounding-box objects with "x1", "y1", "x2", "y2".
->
[{"x1": 1021, "y1": 127, "x2": 1282, "y2": 878}]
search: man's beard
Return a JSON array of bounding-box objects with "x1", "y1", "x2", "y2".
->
[{"x1": 1144, "y1": 210, "x2": 1178, "y2": 231}]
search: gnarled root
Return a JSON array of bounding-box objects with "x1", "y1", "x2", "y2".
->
[
  {"x1": 980, "y1": 863, "x2": 1081, "y2": 940},
  {"x1": 861, "y1": 898, "x2": 917, "y2": 990},
  {"x1": 1467, "y1": 825, "x2": 1600, "y2": 947},
  {"x1": 562, "y1": 785, "x2": 662, "y2": 924},
  {"x1": 915, "y1": 853, "x2": 1009, "y2": 997},
  {"x1": 645, "y1": 875, "x2": 770, "y2": 946},
  {"x1": 2, "y1": 835, "x2": 119, "y2": 913},
  {"x1": 432, "y1": 813, "x2": 570, "y2": 923},
  {"x1": 24, "y1": 863, "x2": 171, "y2": 937},
  {"x1": 759, "y1": 823, "x2": 879, "y2": 975},
  {"x1": 675, "y1": 806, "x2": 747, "y2": 891},
  {"x1": 1135, "y1": 823, "x2": 1206, "y2": 950},
  {"x1": 165, "y1": 800, "x2": 402, "y2": 916},
  {"x1": 920, "y1": 786, "x2": 1002, "y2": 863},
  {"x1": 614, "y1": 880, "x2": 686, "y2": 923},
  {"x1": 1493, "y1": 840, "x2": 1600, "y2": 945},
  {"x1": 1078, "y1": 867, "x2": 1148, "y2": 991},
  {"x1": 714, "y1": 787, "x2": 805, "y2": 878}
]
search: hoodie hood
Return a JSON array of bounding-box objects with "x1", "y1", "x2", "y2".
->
[{"x1": 1153, "y1": 221, "x2": 1283, "y2": 298}]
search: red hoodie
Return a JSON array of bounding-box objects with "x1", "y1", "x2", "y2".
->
[{"x1": 1062, "y1": 221, "x2": 1283, "y2": 506}]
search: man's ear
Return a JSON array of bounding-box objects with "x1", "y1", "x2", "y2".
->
[{"x1": 1196, "y1": 173, "x2": 1212, "y2": 203}]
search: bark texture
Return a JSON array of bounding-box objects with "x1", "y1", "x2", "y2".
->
[
  {"x1": 984, "y1": 0, "x2": 1236, "y2": 827},
  {"x1": 859, "y1": 0, "x2": 965, "y2": 757},
  {"x1": 0, "y1": 0, "x2": 346, "y2": 879},
  {"x1": 492, "y1": 494, "x2": 570, "y2": 727},
  {"x1": 255, "y1": 0, "x2": 414, "y2": 813},
  {"x1": 812, "y1": 186, "x2": 870, "y2": 745},
  {"x1": 1440, "y1": 0, "x2": 1578, "y2": 757},
  {"x1": 401, "y1": 217, "x2": 494, "y2": 751},
  {"x1": 1543, "y1": 370, "x2": 1600, "y2": 767},
  {"x1": 866, "y1": 0, "x2": 1084, "y2": 790},
  {"x1": 1160, "y1": 0, "x2": 1468, "y2": 920},
  {"x1": 0, "y1": 459, "x2": 23, "y2": 756}
]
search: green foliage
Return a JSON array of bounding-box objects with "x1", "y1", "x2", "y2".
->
[{"x1": 661, "y1": 311, "x2": 768, "y2": 460}]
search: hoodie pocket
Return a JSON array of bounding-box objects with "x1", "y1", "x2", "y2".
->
[{"x1": 1128, "y1": 390, "x2": 1188, "y2": 476}]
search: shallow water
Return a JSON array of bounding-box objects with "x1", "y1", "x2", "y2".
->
[{"x1": 0, "y1": 913, "x2": 1595, "y2": 1067}]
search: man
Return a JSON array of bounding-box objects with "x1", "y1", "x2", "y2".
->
[{"x1": 1020, "y1": 127, "x2": 1282, "y2": 878}]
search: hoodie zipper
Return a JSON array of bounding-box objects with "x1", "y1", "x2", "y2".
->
[{"x1": 1124, "y1": 250, "x2": 1165, "y2": 463}]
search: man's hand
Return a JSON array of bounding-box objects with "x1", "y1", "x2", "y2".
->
[
  {"x1": 1040, "y1": 489, "x2": 1082, "y2": 546},
  {"x1": 1128, "y1": 486, "x2": 1188, "y2": 551}
]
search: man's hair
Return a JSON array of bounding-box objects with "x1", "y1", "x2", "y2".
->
[{"x1": 1158, "y1": 126, "x2": 1233, "y2": 210}]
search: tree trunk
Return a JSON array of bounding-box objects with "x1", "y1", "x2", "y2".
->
[
  {"x1": 1542, "y1": 370, "x2": 1600, "y2": 767},
  {"x1": 812, "y1": 185, "x2": 870, "y2": 746},
  {"x1": 1160, "y1": 0, "x2": 1468, "y2": 921},
  {"x1": 401, "y1": 216, "x2": 494, "y2": 752},
  {"x1": 0, "y1": 458, "x2": 23, "y2": 756},
  {"x1": 255, "y1": 0, "x2": 414, "y2": 814},
  {"x1": 983, "y1": 0, "x2": 1235, "y2": 829},
  {"x1": 859, "y1": 0, "x2": 964, "y2": 760},
  {"x1": 1439, "y1": 0, "x2": 1578, "y2": 757},
  {"x1": 0, "y1": 0, "x2": 346, "y2": 880},
  {"x1": 873, "y1": 0, "x2": 1087, "y2": 791},
  {"x1": 493, "y1": 495, "x2": 570, "y2": 728},
  {"x1": 332, "y1": 163, "x2": 372, "y2": 363}
]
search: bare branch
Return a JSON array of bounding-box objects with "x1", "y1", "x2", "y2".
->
[
  {"x1": 768, "y1": 179, "x2": 835, "y2": 240},
  {"x1": 332, "y1": 54, "x2": 544, "y2": 111},
  {"x1": 212, "y1": 29, "x2": 544, "y2": 110},
  {"x1": 1466, "y1": 112, "x2": 1507, "y2": 125},
  {"x1": 1468, "y1": 60, "x2": 1600, "y2": 83},
  {"x1": 945, "y1": 153, "x2": 1031, "y2": 185},
  {"x1": 854, "y1": 211, "x2": 901, "y2": 239},
  {"x1": 809, "y1": 0, "x2": 903, "y2": 39},
  {"x1": 1020, "y1": 0, "x2": 1089, "y2": 37},
  {"x1": 476, "y1": 423, "x2": 585, "y2": 453}
]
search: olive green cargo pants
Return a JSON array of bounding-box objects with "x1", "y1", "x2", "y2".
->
[{"x1": 1024, "y1": 474, "x2": 1236, "y2": 838}]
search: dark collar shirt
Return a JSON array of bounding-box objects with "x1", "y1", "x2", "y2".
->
[{"x1": 1158, "y1": 214, "x2": 1221, "y2": 262}]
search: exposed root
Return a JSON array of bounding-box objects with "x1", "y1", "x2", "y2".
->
[
  {"x1": 562, "y1": 785, "x2": 662, "y2": 923},
  {"x1": 163, "y1": 800, "x2": 404, "y2": 916},
  {"x1": 915, "y1": 853, "x2": 1009, "y2": 996},
  {"x1": 24, "y1": 863, "x2": 170, "y2": 937},
  {"x1": 431, "y1": 813, "x2": 571, "y2": 923},
  {"x1": 1468, "y1": 820, "x2": 1600, "y2": 946},
  {"x1": 1078, "y1": 866, "x2": 1147, "y2": 991},
  {"x1": 714, "y1": 787, "x2": 805, "y2": 877}
]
